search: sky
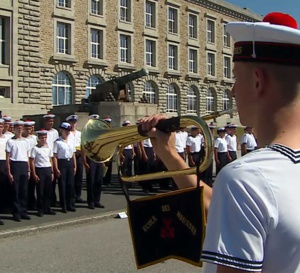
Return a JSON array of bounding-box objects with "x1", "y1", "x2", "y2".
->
[{"x1": 225, "y1": 0, "x2": 300, "y2": 27}]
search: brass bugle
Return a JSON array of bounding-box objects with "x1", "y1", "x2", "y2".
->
[{"x1": 81, "y1": 115, "x2": 213, "y2": 182}]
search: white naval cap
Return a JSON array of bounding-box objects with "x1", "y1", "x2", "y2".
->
[
  {"x1": 3, "y1": 116, "x2": 12, "y2": 122},
  {"x1": 36, "y1": 128, "x2": 48, "y2": 135},
  {"x1": 226, "y1": 12, "x2": 300, "y2": 65},
  {"x1": 13, "y1": 120, "x2": 25, "y2": 126},
  {"x1": 88, "y1": 114, "x2": 100, "y2": 120},
  {"x1": 43, "y1": 113, "x2": 55, "y2": 119},
  {"x1": 24, "y1": 120, "x2": 36, "y2": 126},
  {"x1": 217, "y1": 127, "x2": 226, "y2": 132},
  {"x1": 229, "y1": 124, "x2": 238, "y2": 128},
  {"x1": 122, "y1": 120, "x2": 131, "y2": 126},
  {"x1": 0, "y1": 118, "x2": 4, "y2": 124},
  {"x1": 103, "y1": 116, "x2": 112, "y2": 122},
  {"x1": 59, "y1": 122, "x2": 71, "y2": 131},
  {"x1": 66, "y1": 114, "x2": 78, "y2": 122}
]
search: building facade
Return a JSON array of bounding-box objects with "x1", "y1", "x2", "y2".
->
[{"x1": 0, "y1": 0, "x2": 261, "y2": 118}]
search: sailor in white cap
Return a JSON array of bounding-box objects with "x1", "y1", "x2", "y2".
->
[
  {"x1": 240, "y1": 126, "x2": 257, "y2": 156},
  {"x1": 52, "y1": 122, "x2": 76, "y2": 213},
  {"x1": 2, "y1": 116, "x2": 14, "y2": 139},
  {"x1": 29, "y1": 129, "x2": 56, "y2": 217},
  {"x1": 66, "y1": 114, "x2": 84, "y2": 203},
  {"x1": 214, "y1": 127, "x2": 229, "y2": 175},
  {"x1": 225, "y1": 123, "x2": 238, "y2": 162},
  {"x1": 82, "y1": 114, "x2": 105, "y2": 209},
  {"x1": 23, "y1": 120, "x2": 38, "y2": 210},
  {"x1": 186, "y1": 126, "x2": 202, "y2": 168},
  {"x1": 43, "y1": 113, "x2": 59, "y2": 207},
  {"x1": 5, "y1": 120, "x2": 31, "y2": 221}
]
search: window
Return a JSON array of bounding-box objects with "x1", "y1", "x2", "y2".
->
[
  {"x1": 145, "y1": 1, "x2": 156, "y2": 28},
  {"x1": 0, "y1": 17, "x2": 8, "y2": 65},
  {"x1": 143, "y1": 81, "x2": 156, "y2": 104},
  {"x1": 86, "y1": 75, "x2": 102, "y2": 98},
  {"x1": 206, "y1": 88, "x2": 215, "y2": 114},
  {"x1": 166, "y1": 84, "x2": 178, "y2": 113},
  {"x1": 187, "y1": 86, "x2": 197, "y2": 114},
  {"x1": 91, "y1": 0, "x2": 103, "y2": 16},
  {"x1": 222, "y1": 90, "x2": 230, "y2": 110},
  {"x1": 188, "y1": 14, "x2": 197, "y2": 39},
  {"x1": 91, "y1": 28, "x2": 103, "y2": 59},
  {"x1": 168, "y1": 44, "x2": 178, "y2": 70},
  {"x1": 168, "y1": 7, "x2": 178, "y2": 34},
  {"x1": 52, "y1": 72, "x2": 72, "y2": 105},
  {"x1": 120, "y1": 34, "x2": 131, "y2": 63},
  {"x1": 120, "y1": 0, "x2": 131, "y2": 22},
  {"x1": 207, "y1": 52, "x2": 215, "y2": 76},
  {"x1": 223, "y1": 24, "x2": 231, "y2": 47},
  {"x1": 57, "y1": 0, "x2": 71, "y2": 8},
  {"x1": 224, "y1": 56, "x2": 231, "y2": 79},
  {"x1": 145, "y1": 39, "x2": 156, "y2": 67},
  {"x1": 189, "y1": 49, "x2": 197, "y2": 73},
  {"x1": 207, "y1": 19, "x2": 215, "y2": 44},
  {"x1": 56, "y1": 22, "x2": 71, "y2": 54}
]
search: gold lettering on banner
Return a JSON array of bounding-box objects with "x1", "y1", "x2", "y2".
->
[
  {"x1": 161, "y1": 204, "x2": 170, "y2": 212},
  {"x1": 234, "y1": 46, "x2": 242, "y2": 55},
  {"x1": 143, "y1": 215, "x2": 158, "y2": 232},
  {"x1": 176, "y1": 211, "x2": 197, "y2": 236}
]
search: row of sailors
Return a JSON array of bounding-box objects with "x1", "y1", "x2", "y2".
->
[{"x1": 0, "y1": 113, "x2": 108, "y2": 225}]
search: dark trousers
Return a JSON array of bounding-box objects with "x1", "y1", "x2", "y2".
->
[
  {"x1": 216, "y1": 152, "x2": 227, "y2": 175},
  {"x1": 178, "y1": 152, "x2": 185, "y2": 160},
  {"x1": 189, "y1": 152, "x2": 200, "y2": 167},
  {"x1": 103, "y1": 159, "x2": 112, "y2": 185},
  {"x1": 86, "y1": 158, "x2": 103, "y2": 206},
  {"x1": 27, "y1": 174, "x2": 37, "y2": 210},
  {"x1": 51, "y1": 177, "x2": 58, "y2": 205},
  {"x1": 229, "y1": 151, "x2": 237, "y2": 161},
  {"x1": 57, "y1": 159, "x2": 75, "y2": 210},
  {"x1": 35, "y1": 167, "x2": 52, "y2": 212},
  {"x1": 11, "y1": 161, "x2": 29, "y2": 216},
  {"x1": 133, "y1": 147, "x2": 142, "y2": 176},
  {"x1": 202, "y1": 160, "x2": 213, "y2": 187},
  {"x1": 0, "y1": 160, "x2": 11, "y2": 211},
  {"x1": 74, "y1": 154, "x2": 83, "y2": 199},
  {"x1": 121, "y1": 149, "x2": 133, "y2": 176}
]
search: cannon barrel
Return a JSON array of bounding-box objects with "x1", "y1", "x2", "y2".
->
[{"x1": 89, "y1": 68, "x2": 149, "y2": 102}]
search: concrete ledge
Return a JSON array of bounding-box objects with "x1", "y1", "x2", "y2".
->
[{"x1": 0, "y1": 210, "x2": 122, "y2": 240}]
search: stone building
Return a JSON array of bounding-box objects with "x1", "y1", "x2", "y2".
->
[{"x1": 0, "y1": 0, "x2": 261, "y2": 122}]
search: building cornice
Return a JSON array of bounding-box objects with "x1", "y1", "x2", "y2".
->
[{"x1": 186, "y1": 0, "x2": 263, "y2": 22}]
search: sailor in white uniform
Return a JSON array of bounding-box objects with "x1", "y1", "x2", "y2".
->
[
  {"x1": 225, "y1": 123, "x2": 238, "y2": 162},
  {"x1": 214, "y1": 127, "x2": 229, "y2": 174},
  {"x1": 241, "y1": 126, "x2": 257, "y2": 156}
]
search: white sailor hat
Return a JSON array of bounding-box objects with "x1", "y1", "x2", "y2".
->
[
  {"x1": 24, "y1": 120, "x2": 36, "y2": 126},
  {"x1": 36, "y1": 128, "x2": 48, "y2": 135},
  {"x1": 66, "y1": 115, "x2": 78, "y2": 122},
  {"x1": 217, "y1": 127, "x2": 226, "y2": 132},
  {"x1": 229, "y1": 124, "x2": 238, "y2": 128},
  {"x1": 0, "y1": 118, "x2": 4, "y2": 124},
  {"x1": 103, "y1": 116, "x2": 112, "y2": 122},
  {"x1": 122, "y1": 120, "x2": 131, "y2": 126},
  {"x1": 59, "y1": 122, "x2": 71, "y2": 131},
  {"x1": 13, "y1": 120, "x2": 25, "y2": 126},
  {"x1": 43, "y1": 113, "x2": 55, "y2": 119},
  {"x1": 226, "y1": 12, "x2": 300, "y2": 66},
  {"x1": 3, "y1": 116, "x2": 12, "y2": 122},
  {"x1": 88, "y1": 114, "x2": 100, "y2": 120},
  {"x1": 208, "y1": 122, "x2": 216, "y2": 129}
]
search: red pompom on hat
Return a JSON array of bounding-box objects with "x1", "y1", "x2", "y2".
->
[{"x1": 263, "y1": 12, "x2": 298, "y2": 29}]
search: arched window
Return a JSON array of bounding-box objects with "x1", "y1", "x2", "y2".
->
[
  {"x1": 166, "y1": 84, "x2": 178, "y2": 113},
  {"x1": 52, "y1": 71, "x2": 72, "y2": 105},
  {"x1": 222, "y1": 90, "x2": 231, "y2": 110},
  {"x1": 187, "y1": 86, "x2": 198, "y2": 114},
  {"x1": 206, "y1": 88, "x2": 215, "y2": 114},
  {"x1": 143, "y1": 81, "x2": 156, "y2": 103},
  {"x1": 86, "y1": 75, "x2": 102, "y2": 98}
]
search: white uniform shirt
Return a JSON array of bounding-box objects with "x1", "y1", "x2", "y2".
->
[
  {"x1": 4, "y1": 132, "x2": 14, "y2": 139},
  {"x1": 226, "y1": 134, "x2": 237, "y2": 151},
  {"x1": 124, "y1": 144, "x2": 133, "y2": 150},
  {"x1": 214, "y1": 137, "x2": 228, "y2": 152},
  {"x1": 143, "y1": 139, "x2": 153, "y2": 148},
  {"x1": 186, "y1": 135, "x2": 202, "y2": 153},
  {"x1": 202, "y1": 144, "x2": 300, "y2": 273},
  {"x1": 175, "y1": 131, "x2": 188, "y2": 153},
  {"x1": 46, "y1": 128, "x2": 59, "y2": 150},
  {"x1": 6, "y1": 137, "x2": 30, "y2": 162},
  {"x1": 25, "y1": 135, "x2": 38, "y2": 151},
  {"x1": 0, "y1": 135, "x2": 8, "y2": 160},
  {"x1": 53, "y1": 137, "x2": 75, "y2": 159},
  {"x1": 67, "y1": 130, "x2": 81, "y2": 150},
  {"x1": 241, "y1": 133, "x2": 257, "y2": 150},
  {"x1": 30, "y1": 145, "x2": 53, "y2": 168}
]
